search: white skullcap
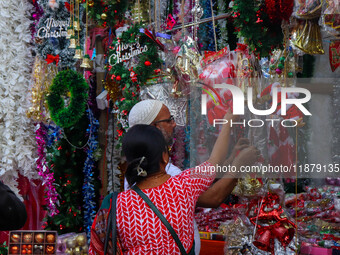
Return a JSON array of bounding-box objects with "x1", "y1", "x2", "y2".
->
[{"x1": 128, "y1": 100, "x2": 163, "y2": 127}]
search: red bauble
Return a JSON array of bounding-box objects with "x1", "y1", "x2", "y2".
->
[
  {"x1": 144, "y1": 61, "x2": 151, "y2": 66},
  {"x1": 116, "y1": 75, "x2": 121, "y2": 81}
]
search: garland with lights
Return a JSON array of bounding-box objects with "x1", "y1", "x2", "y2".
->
[
  {"x1": 107, "y1": 23, "x2": 162, "y2": 140},
  {"x1": 47, "y1": 70, "x2": 89, "y2": 128},
  {"x1": 44, "y1": 117, "x2": 89, "y2": 234},
  {"x1": 87, "y1": 0, "x2": 128, "y2": 27},
  {"x1": 232, "y1": 0, "x2": 284, "y2": 57}
]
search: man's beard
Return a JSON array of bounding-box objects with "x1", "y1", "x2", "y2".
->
[{"x1": 158, "y1": 126, "x2": 174, "y2": 147}]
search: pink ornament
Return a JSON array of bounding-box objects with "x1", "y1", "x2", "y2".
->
[
  {"x1": 276, "y1": 68, "x2": 282, "y2": 74},
  {"x1": 270, "y1": 58, "x2": 275, "y2": 64}
]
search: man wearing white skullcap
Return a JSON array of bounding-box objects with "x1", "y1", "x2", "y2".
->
[{"x1": 124, "y1": 99, "x2": 250, "y2": 255}]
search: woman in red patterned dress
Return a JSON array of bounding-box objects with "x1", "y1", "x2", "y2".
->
[{"x1": 90, "y1": 113, "x2": 259, "y2": 254}]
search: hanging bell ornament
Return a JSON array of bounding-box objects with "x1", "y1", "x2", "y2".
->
[
  {"x1": 74, "y1": 46, "x2": 83, "y2": 59},
  {"x1": 80, "y1": 54, "x2": 92, "y2": 68},
  {"x1": 73, "y1": 18, "x2": 81, "y2": 31},
  {"x1": 69, "y1": 36, "x2": 77, "y2": 48},
  {"x1": 66, "y1": 26, "x2": 74, "y2": 39},
  {"x1": 101, "y1": 13, "x2": 107, "y2": 20},
  {"x1": 88, "y1": 0, "x2": 94, "y2": 7}
]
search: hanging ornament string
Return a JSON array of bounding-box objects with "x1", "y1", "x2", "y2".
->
[
  {"x1": 209, "y1": 0, "x2": 218, "y2": 52},
  {"x1": 62, "y1": 104, "x2": 92, "y2": 150}
]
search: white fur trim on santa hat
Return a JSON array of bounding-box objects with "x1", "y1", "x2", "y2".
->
[{"x1": 128, "y1": 99, "x2": 163, "y2": 127}]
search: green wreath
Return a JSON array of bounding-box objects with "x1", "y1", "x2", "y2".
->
[
  {"x1": 47, "y1": 70, "x2": 89, "y2": 128},
  {"x1": 87, "y1": 0, "x2": 128, "y2": 27},
  {"x1": 232, "y1": 0, "x2": 283, "y2": 57}
]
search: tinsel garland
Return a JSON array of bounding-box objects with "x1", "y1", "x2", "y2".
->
[
  {"x1": 232, "y1": 0, "x2": 284, "y2": 57},
  {"x1": 27, "y1": 57, "x2": 58, "y2": 122},
  {"x1": 0, "y1": 0, "x2": 37, "y2": 194},
  {"x1": 82, "y1": 109, "x2": 99, "y2": 240},
  {"x1": 198, "y1": 0, "x2": 214, "y2": 51},
  {"x1": 30, "y1": 0, "x2": 44, "y2": 40},
  {"x1": 44, "y1": 115, "x2": 88, "y2": 234},
  {"x1": 35, "y1": 2, "x2": 85, "y2": 68},
  {"x1": 35, "y1": 123, "x2": 59, "y2": 216},
  {"x1": 217, "y1": 0, "x2": 229, "y2": 50}
]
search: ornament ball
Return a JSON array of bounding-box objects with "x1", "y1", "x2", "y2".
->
[
  {"x1": 116, "y1": 75, "x2": 121, "y2": 81},
  {"x1": 144, "y1": 61, "x2": 151, "y2": 66},
  {"x1": 88, "y1": 0, "x2": 94, "y2": 7},
  {"x1": 101, "y1": 13, "x2": 107, "y2": 20}
]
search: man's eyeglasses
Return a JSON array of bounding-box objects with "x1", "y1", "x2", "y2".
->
[{"x1": 152, "y1": 115, "x2": 175, "y2": 125}]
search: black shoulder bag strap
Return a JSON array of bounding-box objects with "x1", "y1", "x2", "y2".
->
[
  {"x1": 104, "y1": 191, "x2": 119, "y2": 255},
  {"x1": 132, "y1": 185, "x2": 190, "y2": 255}
]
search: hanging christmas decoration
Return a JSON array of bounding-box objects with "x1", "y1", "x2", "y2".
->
[
  {"x1": 0, "y1": 0, "x2": 37, "y2": 194},
  {"x1": 107, "y1": 23, "x2": 162, "y2": 141},
  {"x1": 35, "y1": 0, "x2": 85, "y2": 68},
  {"x1": 27, "y1": 57, "x2": 58, "y2": 122},
  {"x1": 232, "y1": 0, "x2": 284, "y2": 57},
  {"x1": 47, "y1": 70, "x2": 89, "y2": 128},
  {"x1": 87, "y1": 0, "x2": 128, "y2": 27},
  {"x1": 82, "y1": 109, "x2": 99, "y2": 241},
  {"x1": 35, "y1": 123, "x2": 59, "y2": 217}
]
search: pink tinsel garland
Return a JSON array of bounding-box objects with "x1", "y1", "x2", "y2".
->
[{"x1": 35, "y1": 123, "x2": 59, "y2": 216}]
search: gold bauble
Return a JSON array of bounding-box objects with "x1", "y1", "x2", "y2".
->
[
  {"x1": 101, "y1": 13, "x2": 107, "y2": 20},
  {"x1": 88, "y1": 0, "x2": 94, "y2": 7},
  {"x1": 73, "y1": 247, "x2": 81, "y2": 255},
  {"x1": 75, "y1": 235, "x2": 86, "y2": 246}
]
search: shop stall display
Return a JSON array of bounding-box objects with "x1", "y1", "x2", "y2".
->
[{"x1": 0, "y1": 0, "x2": 339, "y2": 254}]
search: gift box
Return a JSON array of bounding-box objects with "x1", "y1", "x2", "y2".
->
[{"x1": 8, "y1": 230, "x2": 57, "y2": 255}]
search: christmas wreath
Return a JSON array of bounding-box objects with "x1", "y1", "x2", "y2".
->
[
  {"x1": 47, "y1": 70, "x2": 89, "y2": 128},
  {"x1": 87, "y1": 0, "x2": 128, "y2": 27},
  {"x1": 106, "y1": 23, "x2": 162, "y2": 138},
  {"x1": 232, "y1": 0, "x2": 284, "y2": 57}
]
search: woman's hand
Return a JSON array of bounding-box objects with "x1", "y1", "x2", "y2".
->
[{"x1": 232, "y1": 146, "x2": 260, "y2": 168}]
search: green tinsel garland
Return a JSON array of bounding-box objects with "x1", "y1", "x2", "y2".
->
[
  {"x1": 87, "y1": 0, "x2": 128, "y2": 27},
  {"x1": 44, "y1": 116, "x2": 89, "y2": 234},
  {"x1": 107, "y1": 23, "x2": 162, "y2": 141},
  {"x1": 47, "y1": 70, "x2": 89, "y2": 128},
  {"x1": 232, "y1": 0, "x2": 283, "y2": 57}
]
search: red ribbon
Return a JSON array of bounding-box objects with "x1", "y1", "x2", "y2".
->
[
  {"x1": 45, "y1": 54, "x2": 60, "y2": 66},
  {"x1": 64, "y1": 2, "x2": 73, "y2": 12},
  {"x1": 144, "y1": 29, "x2": 165, "y2": 51}
]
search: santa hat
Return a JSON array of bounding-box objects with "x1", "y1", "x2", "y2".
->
[{"x1": 128, "y1": 100, "x2": 163, "y2": 127}]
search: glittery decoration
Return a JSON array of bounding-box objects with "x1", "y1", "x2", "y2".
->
[
  {"x1": 36, "y1": 123, "x2": 59, "y2": 217},
  {"x1": 0, "y1": 0, "x2": 37, "y2": 195},
  {"x1": 82, "y1": 109, "x2": 99, "y2": 240},
  {"x1": 141, "y1": 83, "x2": 188, "y2": 126},
  {"x1": 30, "y1": 0, "x2": 44, "y2": 40},
  {"x1": 27, "y1": 56, "x2": 57, "y2": 122}
]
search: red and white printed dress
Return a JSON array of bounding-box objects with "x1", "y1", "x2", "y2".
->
[{"x1": 116, "y1": 161, "x2": 215, "y2": 255}]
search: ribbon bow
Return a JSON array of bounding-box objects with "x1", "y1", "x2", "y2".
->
[{"x1": 45, "y1": 54, "x2": 60, "y2": 66}]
